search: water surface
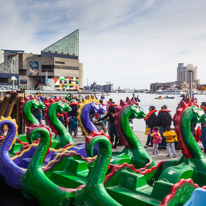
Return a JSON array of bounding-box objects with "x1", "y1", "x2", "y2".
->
[{"x1": 99, "y1": 93, "x2": 206, "y2": 132}]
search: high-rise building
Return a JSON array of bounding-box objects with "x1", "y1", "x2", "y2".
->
[{"x1": 177, "y1": 63, "x2": 198, "y2": 83}]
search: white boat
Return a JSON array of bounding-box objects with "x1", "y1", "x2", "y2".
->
[{"x1": 157, "y1": 88, "x2": 183, "y2": 95}]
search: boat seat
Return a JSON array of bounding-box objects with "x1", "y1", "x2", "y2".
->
[
  {"x1": 151, "y1": 179, "x2": 173, "y2": 200},
  {"x1": 157, "y1": 165, "x2": 194, "y2": 184},
  {"x1": 117, "y1": 170, "x2": 147, "y2": 192}
]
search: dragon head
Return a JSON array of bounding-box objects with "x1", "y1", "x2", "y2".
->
[
  {"x1": 57, "y1": 101, "x2": 72, "y2": 113},
  {"x1": 130, "y1": 104, "x2": 146, "y2": 119},
  {"x1": 191, "y1": 106, "x2": 206, "y2": 123},
  {"x1": 90, "y1": 101, "x2": 106, "y2": 115},
  {"x1": 27, "y1": 123, "x2": 52, "y2": 144},
  {"x1": 0, "y1": 117, "x2": 18, "y2": 150},
  {"x1": 32, "y1": 99, "x2": 46, "y2": 110}
]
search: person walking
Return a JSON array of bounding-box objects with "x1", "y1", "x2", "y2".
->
[
  {"x1": 201, "y1": 102, "x2": 206, "y2": 154},
  {"x1": 67, "y1": 100, "x2": 79, "y2": 137},
  {"x1": 144, "y1": 106, "x2": 158, "y2": 148},
  {"x1": 150, "y1": 126, "x2": 162, "y2": 155},
  {"x1": 98, "y1": 105, "x2": 119, "y2": 148},
  {"x1": 163, "y1": 126, "x2": 176, "y2": 158},
  {"x1": 132, "y1": 94, "x2": 140, "y2": 102},
  {"x1": 157, "y1": 105, "x2": 172, "y2": 149},
  {"x1": 32, "y1": 107, "x2": 43, "y2": 123}
]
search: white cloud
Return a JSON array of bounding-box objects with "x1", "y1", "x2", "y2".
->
[{"x1": 0, "y1": 0, "x2": 206, "y2": 89}]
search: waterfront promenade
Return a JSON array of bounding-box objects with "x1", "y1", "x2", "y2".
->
[{"x1": 74, "y1": 129, "x2": 182, "y2": 163}]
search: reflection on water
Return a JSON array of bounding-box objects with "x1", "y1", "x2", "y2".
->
[{"x1": 99, "y1": 93, "x2": 206, "y2": 132}]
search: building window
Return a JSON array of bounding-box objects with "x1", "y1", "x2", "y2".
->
[
  {"x1": 54, "y1": 65, "x2": 79, "y2": 70},
  {"x1": 20, "y1": 79, "x2": 27, "y2": 84},
  {"x1": 41, "y1": 65, "x2": 54, "y2": 72},
  {"x1": 55, "y1": 61, "x2": 65, "y2": 64}
]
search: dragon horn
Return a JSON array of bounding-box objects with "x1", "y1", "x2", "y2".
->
[
  {"x1": 24, "y1": 96, "x2": 29, "y2": 101},
  {"x1": 120, "y1": 100, "x2": 126, "y2": 107},
  {"x1": 186, "y1": 98, "x2": 192, "y2": 107},
  {"x1": 180, "y1": 100, "x2": 187, "y2": 109},
  {"x1": 53, "y1": 96, "x2": 58, "y2": 101},
  {"x1": 126, "y1": 97, "x2": 131, "y2": 104},
  {"x1": 82, "y1": 98, "x2": 87, "y2": 104},
  {"x1": 59, "y1": 96, "x2": 66, "y2": 102},
  {"x1": 116, "y1": 106, "x2": 121, "y2": 112},
  {"x1": 131, "y1": 97, "x2": 139, "y2": 105},
  {"x1": 50, "y1": 99, "x2": 55, "y2": 103},
  {"x1": 88, "y1": 95, "x2": 92, "y2": 101}
]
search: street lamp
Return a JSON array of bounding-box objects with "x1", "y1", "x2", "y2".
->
[
  {"x1": 11, "y1": 76, "x2": 17, "y2": 91},
  {"x1": 186, "y1": 64, "x2": 195, "y2": 99}
]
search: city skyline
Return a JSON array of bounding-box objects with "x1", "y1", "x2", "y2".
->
[{"x1": 1, "y1": 0, "x2": 206, "y2": 89}]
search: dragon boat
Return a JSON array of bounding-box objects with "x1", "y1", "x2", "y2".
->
[
  {"x1": 3, "y1": 95, "x2": 45, "y2": 156},
  {"x1": 77, "y1": 96, "x2": 106, "y2": 136},
  {"x1": 111, "y1": 97, "x2": 155, "y2": 169},
  {"x1": 22, "y1": 124, "x2": 119, "y2": 206},
  {"x1": 43, "y1": 97, "x2": 155, "y2": 189},
  {"x1": 0, "y1": 96, "x2": 107, "y2": 189},
  {"x1": 65, "y1": 93, "x2": 81, "y2": 103},
  {"x1": 11, "y1": 97, "x2": 105, "y2": 170},
  {"x1": 103, "y1": 98, "x2": 206, "y2": 205}
]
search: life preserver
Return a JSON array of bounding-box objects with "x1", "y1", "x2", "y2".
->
[
  {"x1": 158, "y1": 109, "x2": 171, "y2": 113},
  {"x1": 66, "y1": 117, "x2": 70, "y2": 126},
  {"x1": 108, "y1": 103, "x2": 118, "y2": 108},
  {"x1": 43, "y1": 99, "x2": 50, "y2": 104},
  {"x1": 94, "y1": 114, "x2": 99, "y2": 118},
  {"x1": 144, "y1": 110, "x2": 157, "y2": 121},
  {"x1": 70, "y1": 102, "x2": 79, "y2": 106},
  {"x1": 57, "y1": 113, "x2": 64, "y2": 117}
]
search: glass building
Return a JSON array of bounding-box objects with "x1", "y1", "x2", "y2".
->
[{"x1": 41, "y1": 29, "x2": 79, "y2": 59}]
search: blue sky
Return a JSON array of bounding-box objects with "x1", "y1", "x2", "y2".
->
[{"x1": 1, "y1": 0, "x2": 206, "y2": 89}]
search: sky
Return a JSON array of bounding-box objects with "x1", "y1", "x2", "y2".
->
[{"x1": 0, "y1": 0, "x2": 206, "y2": 89}]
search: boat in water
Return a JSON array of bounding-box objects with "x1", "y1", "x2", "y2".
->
[
  {"x1": 156, "y1": 88, "x2": 183, "y2": 95},
  {"x1": 164, "y1": 96, "x2": 175, "y2": 99},
  {"x1": 155, "y1": 96, "x2": 163, "y2": 99}
]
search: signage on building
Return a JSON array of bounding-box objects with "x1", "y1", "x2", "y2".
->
[{"x1": 29, "y1": 61, "x2": 39, "y2": 76}]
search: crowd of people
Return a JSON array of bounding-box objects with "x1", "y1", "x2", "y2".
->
[
  {"x1": 144, "y1": 101, "x2": 206, "y2": 158},
  {"x1": 31, "y1": 94, "x2": 206, "y2": 158},
  {"x1": 144, "y1": 104, "x2": 178, "y2": 157}
]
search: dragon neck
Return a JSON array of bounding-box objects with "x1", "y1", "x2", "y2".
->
[
  {"x1": 28, "y1": 128, "x2": 51, "y2": 169},
  {"x1": 0, "y1": 120, "x2": 17, "y2": 152},
  {"x1": 87, "y1": 136, "x2": 111, "y2": 186},
  {"x1": 181, "y1": 106, "x2": 205, "y2": 159},
  {"x1": 22, "y1": 102, "x2": 39, "y2": 127},
  {"x1": 47, "y1": 105, "x2": 67, "y2": 135},
  {"x1": 81, "y1": 104, "x2": 98, "y2": 134},
  {"x1": 47, "y1": 104, "x2": 74, "y2": 145},
  {"x1": 120, "y1": 107, "x2": 155, "y2": 168},
  {"x1": 121, "y1": 107, "x2": 142, "y2": 149}
]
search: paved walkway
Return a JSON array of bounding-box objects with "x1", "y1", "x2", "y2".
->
[{"x1": 73, "y1": 129, "x2": 183, "y2": 164}]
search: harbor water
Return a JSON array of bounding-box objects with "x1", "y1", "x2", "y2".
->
[{"x1": 99, "y1": 93, "x2": 206, "y2": 132}]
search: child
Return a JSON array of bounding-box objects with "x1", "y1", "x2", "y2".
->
[
  {"x1": 163, "y1": 126, "x2": 176, "y2": 157},
  {"x1": 68, "y1": 117, "x2": 78, "y2": 138},
  {"x1": 150, "y1": 126, "x2": 162, "y2": 155}
]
